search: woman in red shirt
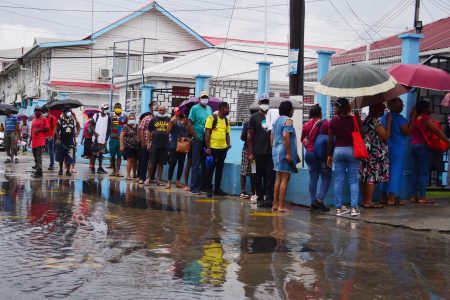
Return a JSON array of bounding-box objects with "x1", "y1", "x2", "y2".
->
[{"x1": 410, "y1": 101, "x2": 450, "y2": 203}]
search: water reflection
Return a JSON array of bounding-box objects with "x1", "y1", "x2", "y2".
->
[{"x1": 0, "y1": 177, "x2": 448, "y2": 299}]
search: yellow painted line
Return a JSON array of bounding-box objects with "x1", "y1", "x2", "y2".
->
[
  {"x1": 0, "y1": 216, "x2": 30, "y2": 219},
  {"x1": 194, "y1": 199, "x2": 218, "y2": 203},
  {"x1": 249, "y1": 212, "x2": 278, "y2": 217}
]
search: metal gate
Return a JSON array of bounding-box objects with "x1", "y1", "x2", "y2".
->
[{"x1": 420, "y1": 55, "x2": 450, "y2": 187}]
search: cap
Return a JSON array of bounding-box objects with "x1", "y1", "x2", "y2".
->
[
  {"x1": 258, "y1": 93, "x2": 270, "y2": 103},
  {"x1": 100, "y1": 103, "x2": 109, "y2": 110},
  {"x1": 200, "y1": 91, "x2": 209, "y2": 98},
  {"x1": 334, "y1": 97, "x2": 350, "y2": 108}
]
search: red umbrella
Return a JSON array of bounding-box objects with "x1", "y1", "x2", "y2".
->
[
  {"x1": 388, "y1": 64, "x2": 450, "y2": 91},
  {"x1": 82, "y1": 108, "x2": 101, "y2": 120},
  {"x1": 17, "y1": 114, "x2": 29, "y2": 122},
  {"x1": 441, "y1": 92, "x2": 450, "y2": 107}
]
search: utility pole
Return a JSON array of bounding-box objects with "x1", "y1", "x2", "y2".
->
[
  {"x1": 414, "y1": 0, "x2": 423, "y2": 33},
  {"x1": 289, "y1": 0, "x2": 305, "y2": 96}
]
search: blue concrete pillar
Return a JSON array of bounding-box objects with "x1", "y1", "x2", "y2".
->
[
  {"x1": 315, "y1": 50, "x2": 335, "y2": 119},
  {"x1": 257, "y1": 61, "x2": 272, "y2": 98},
  {"x1": 140, "y1": 84, "x2": 154, "y2": 114},
  {"x1": 195, "y1": 75, "x2": 211, "y2": 97},
  {"x1": 399, "y1": 33, "x2": 424, "y2": 118}
]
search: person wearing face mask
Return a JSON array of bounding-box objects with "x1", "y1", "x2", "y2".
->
[
  {"x1": 148, "y1": 105, "x2": 171, "y2": 186},
  {"x1": 109, "y1": 103, "x2": 128, "y2": 177},
  {"x1": 30, "y1": 107, "x2": 50, "y2": 178},
  {"x1": 204, "y1": 102, "x2": 231, "y2": 197},
  {"x1": 120, "y1": 113, "x2": 139, "y2": 181},
  {"x1": 138, "y1": 102, "x2": 158, "y2": 184},
  {"x1": 42, "y1": 107, "x2": 57, "y2": 170},
  {"x1": 90, "y1": 103, "x2": 111, "y2": 174},
  {"x1": 247, "y1": 94, "x2": 275, "y2": 208},
  {"x1": 81, "y1": 117, "x2": 96, "y2": 159},
  {"x1": 187, "y1": 91, "x2": 213, "y2": 194},
  {"x1": 54, "y1": 107, "x2": 77, "y2": 176}
]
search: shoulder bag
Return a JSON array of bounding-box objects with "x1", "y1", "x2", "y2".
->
[{"x1": 352, "y1": 115, "x2": 369, "y2": 159}]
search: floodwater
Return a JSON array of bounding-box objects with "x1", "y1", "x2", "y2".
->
[{"x1": 0, "y1": 176, "x2": 449, "y2": 299}]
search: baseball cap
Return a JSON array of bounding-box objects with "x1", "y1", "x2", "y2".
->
[
  {"x1": 258, "y1": 93, "x2": 270, "y2": 103},
  {"x1": 200, "y1": 91, "x2": 209, "y2": 98},
  {"x1": 100, "y1": 103, "x2": 109, "y2": 110}
]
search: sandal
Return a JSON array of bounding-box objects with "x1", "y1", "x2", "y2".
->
[
  {"x1": 410, "y1": 196, "x2": 419, "y2": 203},
  {"x1": 183, "y1": 186, "x2": 190, "y2": 192},
  {"x1": 387, "y1": 200, "x2": 405, "y2": 206},
  {"x1": 126, "y1": 177, "x2": 132, "y2": 181},
  {"x1": 144, "y1": 180, "x2": 151, "y2": 186},
  {"x1": 418, "y1": 198, "x2": 434, "y2": 204},
  {"x1": 156, "y1": 182, "x2": 165, "y2": 186},
  {"x1": 176, "y1": 183, "x2": 185, "y2": 188},
  {"x1": 278, "y1": 208, "x2": 290, "y2": 213},
  {"x1": 115, "y1": 173, "x2": 124, "y2": 177},
  {"x1": 272, "y1": 207, "x2": 278, "y2": 211},
  {"x1": 361, "y1": 203, "x2": 384, "y2": 209},
  {"x1": 165, "y1": 183, "x2": 171, "y2": 189}
]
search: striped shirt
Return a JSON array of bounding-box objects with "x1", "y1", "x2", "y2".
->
[
  {"x1": 110, "y1": 114, "x2": 127, "y2": 139},
  {"x1": 5, "y1": 115, "x2": 18, "y2": 133}
]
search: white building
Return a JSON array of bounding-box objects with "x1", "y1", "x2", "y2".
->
[{"x1": 0, "y1": 2, "x2": 212, "y2": 110}]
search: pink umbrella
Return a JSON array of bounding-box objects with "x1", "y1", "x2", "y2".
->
[
  {"x1": 441, "y1": 92, "x2": 450, "y2": 107},
  {"x1": 388, "y1": 64, "x2": 450, "y2": 91}
]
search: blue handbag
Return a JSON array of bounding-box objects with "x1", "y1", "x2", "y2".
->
[{"x1": 313, "y1": 121, "x2": 328, "y2": 161}]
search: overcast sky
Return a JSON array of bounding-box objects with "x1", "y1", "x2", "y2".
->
[{"x1": 0, "y1": 0, "x2": 448, "y2": 51}]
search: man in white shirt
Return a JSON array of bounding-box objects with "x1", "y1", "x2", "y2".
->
[{"x1": 90, "y1": 103, "x2": 111, "y2": 174}]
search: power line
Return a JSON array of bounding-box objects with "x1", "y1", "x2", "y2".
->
[{"x1": 216, "y1": 0, "x2": 238, "y2": 79}]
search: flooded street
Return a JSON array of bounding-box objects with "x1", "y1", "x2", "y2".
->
[{"x1": 0, "y1": 166, "x2": 449, "y2": 299}]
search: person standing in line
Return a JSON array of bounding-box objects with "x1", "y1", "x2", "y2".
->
[
  {"x1": 109, "y1": 103, "x2": 128, "y2": 177},
  {"x1": 29, "y1": 107, "x2": 49, "y2": 178},
  {"x1": 81, "y1": 117, "x2": 95, "y2": 159},
  {"x1": 247, "y1": 94, "x2": 275, "y2": 208},
  {"x1": 240, "y1": 108, "x2": 258, "y2": 201},
  {"x1": 90, "y1": 103, "x2": 110, "y2": 174},
  {"x1": 20, "y1": 119, "x2": 29, "y2": 152},
  {"x1": 204, "y1": 102, "x2": 231, "y2": 197},
  {"x1": 166, "y1": 108, "x2": 188, "y2": 189},
  {"x1": 187, "y1": 91, "x2": 213, "y2": 194},
  {"x1": 272, "y1": 101, "x2": 298, "y2": 212},
  {"x1": 359, "y1": 103, "x2": 391, "y2": 209},
  {"x1": 301, "y1": 104, "x2": 331, "y2": 212},
  {"x1": 3, "y1": 109, "x2": 20, "y2": 163},
  {"x1": 138, "y1": 102, "x2": 157, "y2": 184},
  {"x1": 327, "y1": 98, "x2": 361, "y2": 217},
  {"x1": 42, "y1": 107, "x2": 57, "y2": 170},
  {"x1": 69, "y1": 112, "x2": 81, "y2": 173},
  {"x1": 148, "y1": 105, "x2": 171, "y2": 186},
  {"x1": 380, "y1": 98, "x2": 416, "y2": 204},
  {"x1": 409, "y1": 100, "x2": 450, "y2": 203},
  {"x1": 54, "y1": 107, "x2": 77, "y2": 176},
  {"x1": 120, "y1": 113, "x2": 139, "y2": 181}
]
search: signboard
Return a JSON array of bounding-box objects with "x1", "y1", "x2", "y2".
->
[{"x1": 288, "y1": 49, "x2": 300, "y2": 75}]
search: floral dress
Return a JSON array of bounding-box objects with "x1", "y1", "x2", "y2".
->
[{"x1": 359, "y1": 118, "x2": 389, "y2": 184}]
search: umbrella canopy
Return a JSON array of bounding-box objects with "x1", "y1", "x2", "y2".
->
[
  {"x1": 314, "y1": 63, "x2": 396, "y2": 97},
  {"x1": 388, "y1": 64, "x2": 450, "y2": 91},
  {"x1": 17, "y1": 114, "x2": 29, "y2": 121},
  {"x1": 352, "y1": 84, "x2": 410, "y2": 108},
  {"x1": 82, "y1": 108, "x2": 101, "y2": 119},
  {"x1": 0, "y1": 104, "x2": 19, "y2": 115},
  {"x1": 45, "y1": 99, "x2": 83, "y2": 110},
  {"x1": 178, "y1": 97, "x2": 222, "y2": 113},
  {"x1": 441, "y1": 93, "x2": 450, "y2": 107},
  {"x1": 249, "y1": 97, "x2": 302, "y2": 110}
]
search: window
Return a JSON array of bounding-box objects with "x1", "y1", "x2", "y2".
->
[{"x1": 113, "y1": 52, "x2": 142, "y2": 76}]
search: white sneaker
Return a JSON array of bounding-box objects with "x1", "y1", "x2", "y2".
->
[
  {"x1": 350, "y1": 208, "x2": 360, "y2": 217},
  {"x1": 336, "y1": 206, "x2": 350, "y2": 216},
  {"x1": 250, "y1": 194, "x2": 258, "y2": 204}
]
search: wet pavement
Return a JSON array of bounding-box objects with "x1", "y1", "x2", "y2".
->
[{"x1": 0, "y1": 153, "x2": 449, "y2": 299}]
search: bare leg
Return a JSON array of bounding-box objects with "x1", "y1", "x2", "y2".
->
[
  {"x1": 361, "y1": 183, "x2": 367, "y2": 206},
  {"x1": 147, "y1": 162, "x2": 155, "y2": 185},
  {"x1": 388, "y1": 192, "x2": 396, "y2": 205},
  {"x1": 110, "y1": 156, "x2": 116, "y2": 175},
  {"x1": 272, "y1": 172, "x2": 281, "y2": 210},
  {"x1": 183, "y1": 157, "x2": 192, "y2": 190},
  {"x1": 132, "y1": 159, "x2": 137, "y2": 178},
  {"x1": 240, "y1": 175, "x2": 246, "y2": 192},
  {"x1": 116, "y1": 158, "x2": 122, "y2": 175},
  {"x1": 278, "y1": 172, "x2": 291, "y2": 211},
  {"x1": 126, "y1": 158, "x2": 132, "y2": 178},
  {"x1": 381, "y1": 191, "x2": 388, "y2": 204},
  {"x1": 365, "y1": 183, "x2": 376, "y2": 206}
]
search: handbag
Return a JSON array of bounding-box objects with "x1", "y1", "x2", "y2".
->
[
  {"x1": 176, "y1": 137, "x2": 191, "y2": 153},
  {"x1": 352, "y1": 115, "x2": 369, "y2": 159},
  {"x1": 419, "y1": 117, "x2": 447, "y2": 153}
]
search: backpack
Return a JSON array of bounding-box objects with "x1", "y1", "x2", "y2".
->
[
  {"x1": 211, "y1": 114, "x2": 228, "y2": 129},
  {"x1": 419, "y1": 117, "x2": 447, "y2": 153}
]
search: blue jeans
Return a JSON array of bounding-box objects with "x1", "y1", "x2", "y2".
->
[
  {"x1": 47, "y1": 138, "x2": 55, "y2": 167},
  {"x1": 305, "y1": 151, "x2": 332, "y2": 204},
  {"x1": 190, "y1": 138, "x2": 206, "y2": 193},
  {"x1": 411, "y1": 143, "x2": 430, "y2": 198},
  {"x1": 333, "y1": 146, "x2": 360, "y2": 209}
]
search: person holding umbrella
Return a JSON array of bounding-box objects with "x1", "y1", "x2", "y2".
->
[
  {"x1": 3, "y1": 109, "x2": 21, "y2": 164},
  {"x1": 29, "y1": 107, "x2": 50, "y2": 178},
  {"x1": 53, "y1": 106, "x2": 77, "y2": 176},
  {"x1": 187, "y1": 91, "x2": 212, "y2": 194}
]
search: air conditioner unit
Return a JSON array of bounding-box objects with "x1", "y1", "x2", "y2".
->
[{"x1": 99, "y1": 68, "x2": 111, "y2": 80}]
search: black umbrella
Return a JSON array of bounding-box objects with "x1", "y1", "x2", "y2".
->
[
  {"x1": 45, "y1": 99, "x2": 83, "y2": 110},
  {"x1": 314, "y1": 63, "x2": 396, "y2": 97},
  {"x1": 0, "y1": 103, "x2": 19, "y2": 115}
]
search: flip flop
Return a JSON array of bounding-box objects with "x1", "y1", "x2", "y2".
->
[
  {"x1": 278, "y1": 208, "x2": 290, "y2": 213},
  {"x1": 361, "y1": 203, "x2": 384, "y2": 209},
  {"x1": 165, "y1": 184, "x2": 171, "y2": 189},
  {"x1": 126, "y1": 177, "x2": 132, "y2": 181},
  {"x1": 183, "y1": 186, "x2": 190, "y2": 192},
  {"x1": 272, "y1": 207, "x2": 278, "y2": 211},
  {"x1": 418, "y1": 199, "x2": 435, "y2": 204},
  {"x1": 116, "y1": 174, "x2": 124, "y2": 177},
  {"x1": 387, "y1": 200, "x2": 405, "y2": 206}
]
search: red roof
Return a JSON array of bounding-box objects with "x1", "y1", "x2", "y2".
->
[
  {"x1": 46, "y1": 81, "x2": 118, "y2": 94},
  {"x1": 202, "y1": 36, "x2": 343, "y2": 52}
]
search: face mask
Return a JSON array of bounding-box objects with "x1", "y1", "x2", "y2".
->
[
  {"x1": 102, "y1": 108, "x2": 108, "y2": 113},
  {"x1": 114, "y1": 108, "x2": 122, "y2": 115},
  {"x1": 200, "y1": 98, "x2": 209, "y2": 106},
  {"x1": 260, "y1": 104, "x2": 269, "y2": 112},
  {"x1": 153, "y1": 112, "x2": 159, "y2": 117},
  {"x1": 128, "y1": 120, "x2": 137, "y2": 125},
  {"x1": 35, "y1": 112, "x2": 42, "y2": 118},
  {"x1": 223, "y1": 111, "x2": 230, "y2": 117},
  {"x1": 43, "y1": 113, "x2": 48, "y2": 117},
  {"x1": 65, "y1": 112, "x2": 72, "y2": 117}
]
